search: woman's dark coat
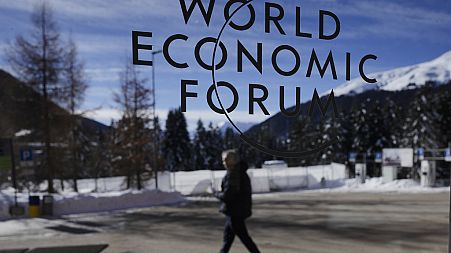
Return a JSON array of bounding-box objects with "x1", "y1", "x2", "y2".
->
[{"x1": 215, "y1": 162, "x2": 252, "y2": 219}]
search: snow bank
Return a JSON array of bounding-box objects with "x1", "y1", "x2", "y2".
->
[
  {"x1": 0, "y1": 190, "x2": 15, "y2": 220},
  {"x1": 0, "y1": 189, "x2": 184, "y2": 220},
  {"x1": 19, "y1": 163, "x2": 347, "y2": 197},
  {"x1": 53, "y1": 190, "x2": 184, "y2": 215},
  {"x1": 36, "y1": 176, "x2": 127, "y2": 193},
  {"x1": 169, "y1": 163, "x2": 346, "y2": 195},
  {"x1": 308, "y1": 177, "x2": 449, "y2": 193}
]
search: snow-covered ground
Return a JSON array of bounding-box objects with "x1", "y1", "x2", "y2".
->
[
  {"x1": 306, "y1": 177, "x2": 449, "y2": 193},
  {"x1": 1, "y1": 163, "x2": 448, "y2": 220}
]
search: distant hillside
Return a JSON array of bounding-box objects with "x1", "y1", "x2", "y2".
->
[
  {"x1": 245, "y1": 50, "x2": 451, "y2": 143},
  {"x1": 245, "y1": 81, "x2": 451, "y2": 142},
  {"x1": 218, "y1": 121, "x2": 254, "y2": 133},
  {"x1": 0, "y1": 69, "x2": 108, "y2": 139}
]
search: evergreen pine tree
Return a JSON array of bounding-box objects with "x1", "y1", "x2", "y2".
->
[
  {"x1": 432, "y1": 82, "x2": 451, "y2": 147},
  {"x1": 316, "y1": 116, "x2": 341, "y2": 164},
  {"x1": 288, "y1": 116, "x2": 311, "y2": 166},
  {"x1": 402, "y1": 82, "x2": 441, "y2": 149},
  {"x1": 223, "y1": 127, "x2": 239, "y2": 150},
  {"x1": 352, "y1": 99, "x2": 372, "y2": 153},
  {"x1": 193, "y1": 120, "x2": 208, "y2": 170},
  {"x1": 367, "y1": 100, "x2": 390, "y2": 152},
  {"x1": 383, "y1": 97, "x2": 403, "y2": 148},
  {"x1": 337, "y1": 111, "x2": 355, "y2": 163},
  {"x1": 204, "y1": 122, "x2": 223, "y2": 171},
  {"x1": 162, "y1": 108, "x2": 192, "y2": 171},
  {"x1": 153, "y1": 116, "x2": 165, "y2": 172}
]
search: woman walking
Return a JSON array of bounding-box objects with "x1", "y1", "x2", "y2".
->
[{"x1": 214, "y1": 149, "x2": 261, "y2": 253}]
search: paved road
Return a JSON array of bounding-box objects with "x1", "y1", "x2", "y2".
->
[{"x1": 0, "y1": 192, "x2": 448, "y2": 253}]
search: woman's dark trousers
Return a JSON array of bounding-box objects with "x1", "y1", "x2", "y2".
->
[{"x1": 220, "y1": 216, "x2": 261, "y2": 253}]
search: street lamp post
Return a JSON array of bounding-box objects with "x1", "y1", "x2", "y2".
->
[
  {"x1": 448, "y1": 142, "x2": 451, "y2": 253},
  {"x1": 9, "y1": 138, "x2": 17, "y2": 206},
  {"x1": 152, "y1": 50, "x2": 162, "y2": 190}
]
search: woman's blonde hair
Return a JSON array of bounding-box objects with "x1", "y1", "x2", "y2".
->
[{"x1": 222, "y1": 149, "x2": 240, "y2": 166}]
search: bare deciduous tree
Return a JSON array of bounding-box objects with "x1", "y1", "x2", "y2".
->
[
  {"x1": 62, "y1": 38, "x2": 88, "y2": 192},
  {"x1": 113, "y1": 63, "x2": 154, "y2": 190},
  {"x1": 6, "y1": 3, "x2": 66, "y2": 193}
]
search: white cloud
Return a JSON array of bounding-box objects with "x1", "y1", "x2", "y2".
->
[
  {"x1": 85, "y1": 67, "x2": 123, "y2": 82},
  {"x1": 334, "y1": 1, "x2": 451, "y2": 41},
  {"x1": 82, "y1": 108, "x2": 120, "y2": 123},
  {"x1": 75, "y1": 35, "x2": 128, "y2": 55},
  {"x1": 346, "y1": 1, "x2": 451, "y2": 26},
  {"x1": 0, "y1": 0, "x2": 182, "y2": 20},
  {"x1": 83, "y1": 106, "x2": 266, "y2": 131}
]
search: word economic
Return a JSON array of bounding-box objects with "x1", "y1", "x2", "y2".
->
[{"x1": 132, "y1": 0, "x2": 378, "y2": 117}]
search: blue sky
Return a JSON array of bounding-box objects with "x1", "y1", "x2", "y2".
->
[{"x1": 0, "y1": 0, "x2": 450, "y2": 130}]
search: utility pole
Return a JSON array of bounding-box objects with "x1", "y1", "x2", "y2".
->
[
  {"x1": 152, "y1": 50, "x2": 162, "y2": 190},
  {"x1": 9, "y1": 139, "x2": 18, "y2": 206},
  {"x1": 448, "y1": 142, "x2": 450, "y2": 253}
]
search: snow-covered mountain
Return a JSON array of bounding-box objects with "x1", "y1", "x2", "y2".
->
[{"x1": 327, "y1": 50, "x2": 451, "y2": 97}]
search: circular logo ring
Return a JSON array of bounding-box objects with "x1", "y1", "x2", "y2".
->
[{"x1": 211, "y1": 0, "x2": 337, "y2": 158}]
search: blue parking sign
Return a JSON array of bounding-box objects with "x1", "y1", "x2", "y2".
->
[
  {"x1": 20, "y1": 148, "x2": 33, "y2": 161},
  {"x1": 417, "y1": 148, "x2": 424, "y2": 160},
  {"x1": 375, "y1": 152, "x2": 382, "y2": 163},
  {"x1": 445, "y1": 148, "x2": 451, "y2": 162},
  {"x1": 417, "y1": 148, "x2": 424, "y2": 156},
  {"x1": 349, "y1": 152, "x2": 357, "y2": 162}
]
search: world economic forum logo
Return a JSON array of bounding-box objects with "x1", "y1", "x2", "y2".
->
[{"x1": 131, "y1": 0, "x2": 377, "y2": 158}]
